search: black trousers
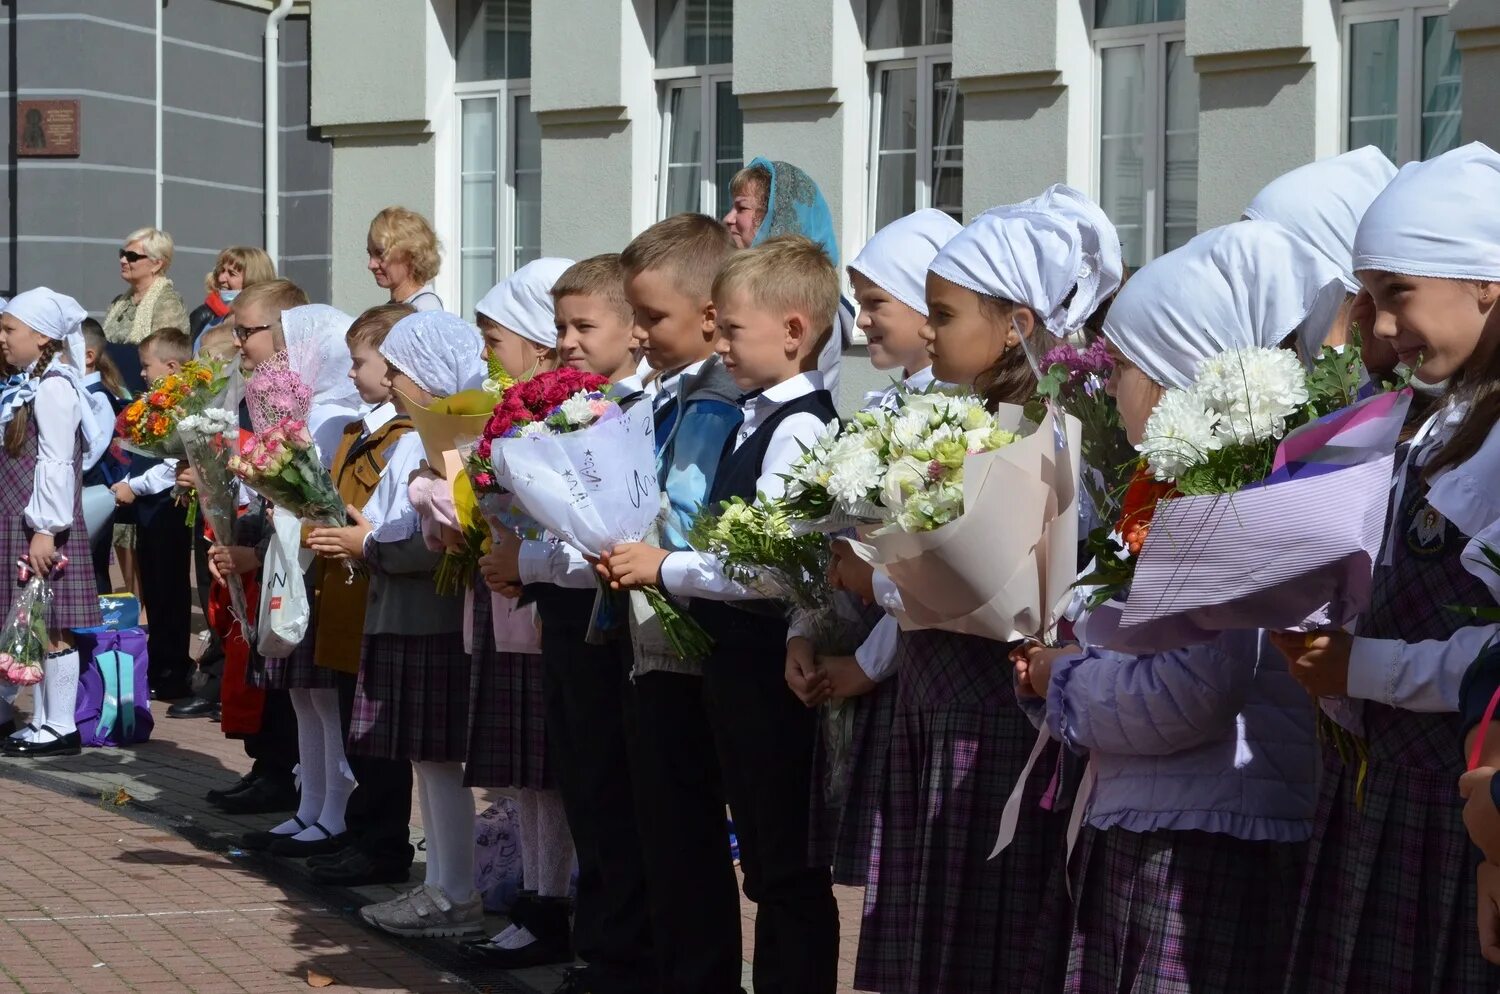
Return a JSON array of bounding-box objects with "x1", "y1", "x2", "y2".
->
[
  {"x1": 695, "y1": 605, "x2": 838, "y2": 994},
  {"x1": 243, "y1": 688, "x2": 298, "y2": 781},
  {"x1": 540, "y1": 619, "x2": 654, "y2": 994},
  {"x1": 88, "y1": 509, "x2": 114, "y2": 597},
  {"x1": 338, "y1": 671, "x2": 414, "y2": 863},
  {"x1": 136, "y1": 499, "x2": 193, "y2": 694},
  {"x1": 622, "y1": 669, "x2": 744, "y2": 994}
]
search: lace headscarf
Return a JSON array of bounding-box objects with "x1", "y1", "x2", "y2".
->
[
  {"x1": 280, "y1": 304, "x2": 359, "y2": 410},
  {"x1": 380, "y1": 310, "x2": 487, "y2": 398}
]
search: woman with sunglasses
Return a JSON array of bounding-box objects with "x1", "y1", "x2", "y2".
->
[{"x1": 102, "y1": 227, "x2": 190, "y2": 387}]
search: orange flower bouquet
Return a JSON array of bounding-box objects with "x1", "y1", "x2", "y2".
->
[{"x1": 114, "y1": 358, "x2": 238, "y2": 459}]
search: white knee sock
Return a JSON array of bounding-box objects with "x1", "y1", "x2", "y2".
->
[
  {"x1": 35, "y1": 649, "x2": 79, "y2": 741},
  {"x1": 272, "y1": 689, "x2": 326, "y2": 836},
  {"x1": 416, "y1": 764, "x2": 440, "y2": 887},
  {"x1": 294, "y1": 688, "x2": 354, "y2": 840},
  {"x1": 523, "y1": 788, "x2": 575, "y2": 898},
  {"x1": 415, "y1": 761, "x2": 476, "y2": 901}
]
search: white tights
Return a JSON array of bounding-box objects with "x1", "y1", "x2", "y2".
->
[
  {"x1": 271, "y1": 687, "x2": 355, "y2": 839},
  {"x1": 518, "y1": 788, "x2": 574, "y2": 897},
  {"x1": 415, "y1": 760, "x2": 476, "y2": 901}
]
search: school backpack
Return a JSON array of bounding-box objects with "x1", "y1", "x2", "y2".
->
[{"x1": 73, "y1": 627, "x2": 153, "y2": 747}]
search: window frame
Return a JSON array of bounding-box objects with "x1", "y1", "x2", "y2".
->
[
  {"x1": 1339, "y1": 0, "x2": 1459, "y2": 164},
  {"x1": 455, "y1": 75, "x2": 535, "y2": 315},
  {"x1": 1091, "y1": 16, "x2": 1189, "y2": 266},
  {"x1": 654, "y1": 62, "x2": 737, "y2": 220},
  {"x1": 864, "y1": 44, "x2": 958, "y2": 238}
]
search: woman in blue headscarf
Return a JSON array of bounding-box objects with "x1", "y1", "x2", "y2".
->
[{"x1": 724, "y1": 157, "x2": 850, "y2": 394}]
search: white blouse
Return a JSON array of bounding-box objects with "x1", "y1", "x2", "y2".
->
[{"x1": 25, "y1": 376, "x2": 82, "y2": 535}]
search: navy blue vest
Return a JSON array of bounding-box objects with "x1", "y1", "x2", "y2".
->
[{"x1": 692, "y1": 386, "x2": 837, "y2": 645}]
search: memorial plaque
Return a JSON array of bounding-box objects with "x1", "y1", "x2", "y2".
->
[{"x1": 17, "y1": 99, "x2": 81, "y2": 157}]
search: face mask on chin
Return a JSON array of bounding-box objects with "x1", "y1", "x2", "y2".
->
[{"x1": 218, "y1": 288, "x2": 240, "y2": 303}]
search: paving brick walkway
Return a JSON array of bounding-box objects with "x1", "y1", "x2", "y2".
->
[{"x1": 0, "y1": 688, "x2": 870, "y2": 993}]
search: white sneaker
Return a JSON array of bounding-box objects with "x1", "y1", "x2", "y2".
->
[{"x1": 360, "y1": 884, "x2": 484, "y2": 938}]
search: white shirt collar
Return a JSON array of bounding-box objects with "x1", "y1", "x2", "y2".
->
[
  {"x1": 616, "y1": 373, "x2": 644, "y2": 395},
  {"x1": 81, "y1": 370, "x2": 102, "y2": 387},
  {"x1": 740, "y1": 370, "x2": 824, "y2": 440},
  {"x1": 658, "y1": 358, "x2": 708, "y2": 403},
  {"x1": 362, "y1": 401, "x2": 398, "y2": 435},
  {"x1": 902, "y1": 365, "x2": 935, "y2": 392}
]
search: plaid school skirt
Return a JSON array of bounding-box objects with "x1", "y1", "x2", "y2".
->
[
  {"x1": 463, "y1": 584, "x2": 550, "y2": 789},
  {"x1": 1283, "y1": 707, "x2": 1500, "y2": 994},
  {"x1": 854, "y1": 628, "x2": 1064, "y2": 994},
  {"x1": 1062, "y1": 826, "x2": 1305, "y2": 994},
  {"x1": 346, "y1": 632, "x2": 471, "y2": 763},
  {"x1": 809, "y1": 674, "x2": 898, "y2": 886},
  {"x1": 254, "y1": 634, "x2": 337, "y2": 691},
  {"x1": 0, "y1": 426, "x2": 99, "y2": 631}
]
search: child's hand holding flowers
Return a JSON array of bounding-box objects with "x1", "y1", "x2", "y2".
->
[{"x1": 307, "y1": 505, "x2": 375, "y2": 561}]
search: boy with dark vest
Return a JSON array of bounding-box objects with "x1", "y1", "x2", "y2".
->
[{"x1": 602, "y1": 235, "x2": 842, "y2": 993}]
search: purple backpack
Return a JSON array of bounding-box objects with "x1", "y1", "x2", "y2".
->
[{"x1": 74, "y1": 628, "x2": 153, "y2": 747}]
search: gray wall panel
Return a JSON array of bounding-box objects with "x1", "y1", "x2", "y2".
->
[
  {"x1": 279, "y1": 15, "x2": 311, "y2": 64},
  {"x1": 280, "y1": 258, "x2": 330, "y2": 305},
  {"x1": 163, "y1": 0, "x2": 264, "y2": 57},
  {"x1": 16, "y1": 164, "x2": 154, "y2": 240},
  {"x1": 16, "y1": 242, "x2": 138, "y2": 314},
  {"x1": 162, "y1": 180, "x2": 264, "y2": 253},
  {"x1": 64, "y1": 95, "x2": 156, "y2": 167},
  {"x1": 163, "y1": 45, "x2": 263, "y2": 123},
  {"x1": 281, "y1": 192, "x2": 332, "y2": 258},
  {"x1": 15, "y1": 18, "x2": 154, "y2": 94},
  {"x1": 161, "y1": 113, "x2": 265, "y2": 189}
]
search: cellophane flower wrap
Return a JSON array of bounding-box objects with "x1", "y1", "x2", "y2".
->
[
  {"x1": 227, "y1": 357, "x2": 346, "y2": 526},
  {"x1": 1024, "y1": 338, "x2": 1135, "y2": 524},
  {"x1": 115, "y1": 357, "x2": 237, "y2": 459},
  {"x1": 486, "y1": 368, "x2": 712, "y2": 660},
  {"x1": 830, "y1": 393, "x2": 1082, "y2": 643},
  {"x1": 425, "y1": 354, "x2": 526, "y2": 596},
  {"x1": 178, "y1": 408, "x2": 255, "y2": 639},
  {"x1": 1076, "y1": 345, "x2": 1412, "y2": 653},
  {"x1": 0, "y1": 576, "x2": 53, "y2": 701}
]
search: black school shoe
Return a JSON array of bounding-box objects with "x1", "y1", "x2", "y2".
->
[
  {"x1": 3, "y1": 729, "x2": 82, "y2": 758},
  {"x1": 166, "y1": 697, "x2": 215, "y2": 719},
  {"x1": 462, "y1": 894, "x2": 574, "y2": 969},
  {"x1": 206, "y1": 773, "x2": 258, "y2": 803},
  {"x1": 213, "y1": 776, "x2": 299, "y2": 815},
  {"x1": 269, "y1": 823, "x2": 348, "y2": 858},
  {"x1": 308, "y1": 846, "x2": 412, "y2": 886}
]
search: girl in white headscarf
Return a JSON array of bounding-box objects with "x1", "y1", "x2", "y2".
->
[
  {"x1": 320, "y1": 310, "x2": 493, "y2": 938},
  {"x1": 0, "y1": 288, "x2": 104, "y2": 757},
  {"x1": 1014, "y1": 221, "x2": 1342, "y2": 994},
  {"x1": 475, "y1": 258, "x2": 572, "y2": 378},
  {"x1": 849, "y1": 203, "x2": 1119, "y2": 994},
  {"x1": 1275, "y1": 142, "x2": 1500, "y2": 994}
]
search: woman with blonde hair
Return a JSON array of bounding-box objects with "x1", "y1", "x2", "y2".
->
[
  {"x1": 190, "y1": 246, "x2": 276, "y2": 343},
  {"x1": 367, "y1": 206, "x2": 444, "y2": 311},
  {"x1": 102, "y1": 227, "x2": 190, "y2": 388}
]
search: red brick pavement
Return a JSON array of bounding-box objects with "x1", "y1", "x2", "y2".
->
[{"x1": 0, "y1": 777, "x2": 466, "y2": 994}]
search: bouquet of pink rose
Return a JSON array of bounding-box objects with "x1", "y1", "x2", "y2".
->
[
  {"x1": 0, "y1": 577, "x2": 53, "y2": 698},
  {"x1": 228, "y1": 416, "x2": 346, "y2": 525}
]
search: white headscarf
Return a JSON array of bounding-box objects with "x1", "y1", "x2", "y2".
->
[
  {"x1": 0, "y1": 288, "x2": 111, "y2": 461},
  {"x1": 380, "y1": 310, "x2": 487, "y2": 398},
  {"x1": 1243, "y1": 146, "x2": 1397, "y2": 292},
  {"x1": 1353, "y1": 141, "x2": 1500, "y2": 282},
  {"x1": 929, "y1": 207, "x2": 1083, "y2": 335},
  {"x1": 848, "y1": 209, "x2": 963, "y2": 317},
  {"x1": 6, "y1": 287, "x2": 88, "y2": 373},
  {"x1": 475, "y1": 258, "x2": 575, "y2": 349},
  {"x1": 1002, "y1": 184, "x2": 1125, "y2": 333},
  {"x1": 281, "y1": 304, "x2": 360, "y2": 410},
  {"x1": 1102, "y1": 221, "x2": 1348, "y2": 390}
]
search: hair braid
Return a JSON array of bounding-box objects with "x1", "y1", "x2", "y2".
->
[{"x1": 6, "y1": 337, "x2": 66, "y2": 456}]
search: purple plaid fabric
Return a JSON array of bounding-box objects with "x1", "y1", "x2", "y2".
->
[
  {"x1": 0, "y1": 408, "x2": 99, "y2": 630},
  {"x1": 1063, "y1": 826, "x2": 1304, "y2": 994},
  {"x1": 256, "y1": 633, "x2": 336, "y2": 691},
  {"x1": 463, "y1": 579, "x2": 550, "y2": 789},
  {"x1": 347, "y1": 631, "x2": 471, "y2": 763},
  {"x1": 1284, "y1": 460, "x2": 1500, "y2": 993},
  {"x1": 809, "y1": 674, "x2": 898, "y2": 886},
  {"x1": 854, "y1": 628, "x2": 1064, "y2": 994}
]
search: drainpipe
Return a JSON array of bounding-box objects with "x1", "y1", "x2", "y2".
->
[
  {"x1": 154, "y1": 0, "x2": 163, "y2": 227},
  {"x1": 264, "y1": 0, "x2": 295, "y2": 265}
]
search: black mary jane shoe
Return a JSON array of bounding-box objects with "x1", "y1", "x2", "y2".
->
[
  {"x1": 213, "y1": 777, "x2": 299, "y2": 816},
  {"x1": 268, "y1": 823, "x2": 349, "y2": 858},
  {"x1": 240, "y1": 816, "x2": 310, "y2": 853},
  {"x1": 4, "y1": 729, "x2": 82, "y2": 758}
]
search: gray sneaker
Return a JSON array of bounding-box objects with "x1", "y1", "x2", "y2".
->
[{"x1": 360, "y1": 884, "x2": 484, "y2": 938}]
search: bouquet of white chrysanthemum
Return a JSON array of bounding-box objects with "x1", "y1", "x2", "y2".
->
[
  {"x1": 179, "y1": 408, "x2": 255, "y2": 639},
  {"x1": 1138, "y1": 346, "x2": 1311, "y2": 491}
]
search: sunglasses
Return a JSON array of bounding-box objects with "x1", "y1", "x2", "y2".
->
[{"x1": 119, "y1": 249, "x2": 150, "y2": 263}]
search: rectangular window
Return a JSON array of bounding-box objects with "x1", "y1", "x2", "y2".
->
[
  {"x1": 1094, "y1": 0, "x2": 1185, "y2": 29},
  {"x1": 655, "y1": 1, "x2": 741, "y2": 218},
  {"x1": 1342, "y1": 1, "x2": 1461, "y2": 164},
  {"x1": 455, "y1": 1, "x2": 540, "y2": 316},
  {"x1": 865, "y1": 1, "x2": 961, "y2": 233},
  {"x1": 1095, "y1": 12, "x2": 1197, "y2": 267},
  {"x1": 656, "y1": 0, "x2": 734, "y2": 68}
]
